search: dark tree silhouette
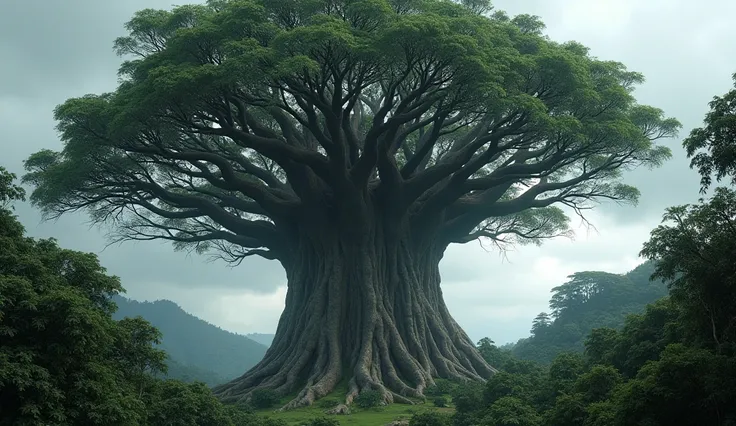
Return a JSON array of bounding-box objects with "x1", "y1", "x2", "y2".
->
[{"x1": 23, "y1": 0, "x2": 679, "y2": 408}]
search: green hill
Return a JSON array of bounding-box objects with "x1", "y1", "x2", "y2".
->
[
  {"x1": 112, "y1": 296, "x2": 268, "y2": 386},
  {"x1": 508, "y1": 261, "x2": 669, "y2": 363},
  {"x1": 246, "y1": 333, "x2": 275, "y2": 347}
]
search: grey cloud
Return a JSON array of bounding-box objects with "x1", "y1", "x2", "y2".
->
[
  {"x1": 494, "y1": 0, "x2": 736, "y2": 224},
  {"x1": 0, "y1": 0, "x2": 180, "y2": 98}
]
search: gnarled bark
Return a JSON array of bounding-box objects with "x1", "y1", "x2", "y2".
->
[{"x1": 213, "y1": 217, "x2": 496, "y2": 409}]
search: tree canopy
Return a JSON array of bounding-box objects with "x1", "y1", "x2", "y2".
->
[
  {"x1": 683, "y1": 72, "x2": 736, "y2": 192},
  {"x1": 23, "y1": 0, "x2": 680, "y2": 263},
  {"x1": 507, "y1": 263, "x2": 668, "y2": 364}
]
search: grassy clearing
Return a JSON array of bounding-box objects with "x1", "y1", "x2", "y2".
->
[
  {"x1": 258, "y1": 403, "x2": 454, "y2": 425},
  {"x1": 256, "y1": 384, "x2": 455, "y2": 425}
]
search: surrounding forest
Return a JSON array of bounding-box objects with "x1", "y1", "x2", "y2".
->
[
  {"x1": 508, "y1": 262, "x2": 669, "y2": 364},
  {"x1": 3, "y1": 0, "x2": 736, "y2": 425}
]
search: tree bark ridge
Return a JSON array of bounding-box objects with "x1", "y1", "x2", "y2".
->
[{"x1": 213, "y1": 223, "x2": 495, "y2": 409}]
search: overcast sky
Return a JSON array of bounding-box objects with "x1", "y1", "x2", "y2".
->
[{"x1": 2, "y1": 0, "x2": 735, "y2": 345}]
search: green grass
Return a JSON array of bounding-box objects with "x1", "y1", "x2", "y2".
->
[
  {"x1": 258, "y1": 404, "x2": 453, "y2": 425},
  {"x1": 255, "y1": 384, "x2": 455, "y2": 425}
]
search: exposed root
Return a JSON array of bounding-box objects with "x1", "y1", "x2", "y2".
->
[{"x1": 212, "y1": 228, "x2": 496, "y2": 410}]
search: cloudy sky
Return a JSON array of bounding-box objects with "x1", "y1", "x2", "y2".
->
[{"x1": 2, "y1": 0, "x2": 735, "y2": 345}]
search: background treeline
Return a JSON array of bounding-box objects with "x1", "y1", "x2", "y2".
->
[
  {"x1": 507, "y1": 262, "x2": 668, "y2": 364},
  {"x1": 0, "y1": 168, "x2": 282, "y2": 426},
  {"x1": 423, "y1": 188, "x2": 736, "y2": 426}
]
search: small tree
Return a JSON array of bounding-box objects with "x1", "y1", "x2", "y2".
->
[
  {"x1": 410, "y1": 411, "x2": 452, "y2": 426},
  {"x1": 250, "y1": 388, "x2": 281, "y2": 409},
  {"x1": 354, "y1": 389, "x2": 383, "y2": 408},
  {"x1": 0, "y1": 168, "x2": 166, "y2": 425},
  {"x1": 530, "y1": 312, "x2": 551, "y2": 336}
]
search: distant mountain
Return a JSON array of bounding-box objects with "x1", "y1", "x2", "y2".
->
[
  {"x1": 112, "y1": 296, "x2": 268, "y2": 386},
  {"x1": 246, "y1": 333, "x2": 275, "y2": 347},
  {"x1": 508, "y1": 261, "x2": 669, "y2": 364}
]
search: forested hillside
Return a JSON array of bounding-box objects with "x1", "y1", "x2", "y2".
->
[
  {"x1": 509, "y1": 262, "x2": 668, "y2": 363},
  {"x1": 113, "y1": 296, "x2": 268, "y2": 385}
]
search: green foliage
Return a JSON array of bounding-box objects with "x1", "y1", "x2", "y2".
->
[
  {"x1": 23, "y1": 0, "x2": 679, "y2": 269},
  {"x1": 355, "y1": 389, "x2": 383, "y2": 408},
  {"x1": 450, "y1": 167, "x2": 736, "y2": 426},
  {"x1": 250, "y1": 388, "x2": 281, "y2": 409},
  {"x1": 477, "y1": 338, "x2": 515, "y2": 368},
  {"x1": 432, "y1": 397, "x2": 447, "y2": 408},
  {"x1": 483, "y1": 372, "x2": 537, "y2": 406},
  {"x1": 543, "y1": 394, "x2": 586, "y2": 426},
  {"x1": 683, "y1": 72, "x2": 736, "y2": 190},
  {"x1": 144, "y1": 380, "x2": 243, "y2": 425},
  {"x1": 0, "y1": 189, "x2": 161, "y2": 424},
  {"x1": 315, "y1": 397, "x2": 341, "y2": 409},
  {"x1": 0, "y1": 172, "x2": 266, "y2": 425},
  {"x1": 424, "y1": 378, "x2": 456, "y2": 396},
  {"x1": 162, "y1": 358, "x2": 228, "y2": 387},
  {"x1": 0, "y1": 167, "x2": 25, "y2": 208},
  {"x1": 261, "y1": 418, "x2": 289, "y2": 426},
  {"x1": 511, "y1": 263, "x2": 669, "y2": 364},
  {"x1": 614, "y1": 344, "x2": 736, "y2": 425},
  {"x1": 530, "y1": 312, "x2": 551, "y2": 336},
  {"x1": 573, "y1": 365, "x2": 622, "y2": 403},
  {"x1": 300, "y1": 417, "x2": 340, "y2": 426},
  {"x1": 547, "y1": 353, "x2": 585, "y2": 396},
  {"x1": 409, "y1": 410, "x2": 452, "y2": 426},
  {"x1": 451, "y1": 381, "x2": 484, "y2": 414},
  {"x1": 483, "y1": 397, "x2": 542, "y2": 426},
  {"x1": 595, "y1": 298, "x2": 684, "y2": 377},
  {"x1": 641, "y1": 187, "x2": 736, "y2": 353}
]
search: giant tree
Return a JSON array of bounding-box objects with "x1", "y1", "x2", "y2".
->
[{"x1": 23, "y1": 0, "x2": 679, "y2": 409}]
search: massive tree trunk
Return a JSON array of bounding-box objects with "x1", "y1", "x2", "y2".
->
[{"x1": 213, "y1": 205, "x2": 495, "y2": 409}]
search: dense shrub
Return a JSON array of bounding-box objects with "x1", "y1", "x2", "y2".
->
[
  {"x1": 425, "y1": 379, "x2": 456, "y2": 396},
  {"x1": 409, "y1": 411, "x2": 452, "y2": 426},
  {"x1": 250, "y1": 388, "x2": 280, "y2": 409},
  {"x1": 451, "y1": 382, "x2": 485, "y2": 414},
  {"x1": 301, "y1": 417, "x2": 340, "y2": 426},
  {"x1": 316, "y1": 398, "x2": 341, "y2": 409},
  {"x1": 355, "y1": 389, "x2": 383, "y2": 408}
]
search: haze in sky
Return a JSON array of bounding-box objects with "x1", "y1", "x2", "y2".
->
[{"x1": 2, "y1": 0, "x2": 735, "y2": 344}]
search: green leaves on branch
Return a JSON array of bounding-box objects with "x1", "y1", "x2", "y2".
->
[
  {"x1": 683, "y1": 73, "x2": 736, "y2": 191},
  {"x1": 0, "y1": 168, "x2": 25, "y2": 208},
  {"x1": 23, "y1": 0, "x2": 681, "y2": 261},
  {"x1": 641, "y1": 187, "x2": 736, "y2": 352}
]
